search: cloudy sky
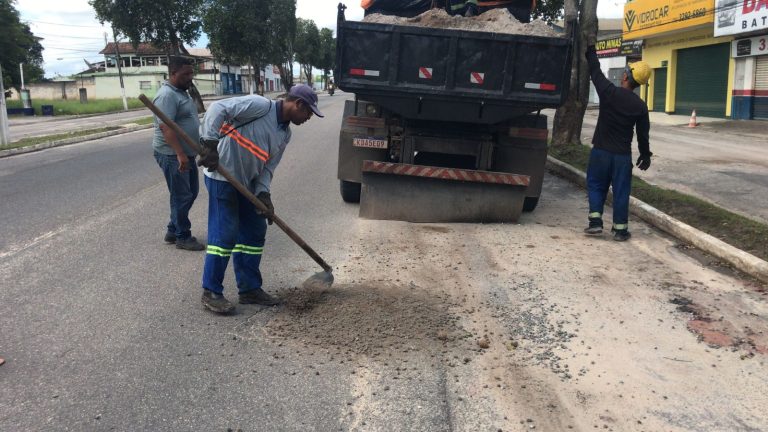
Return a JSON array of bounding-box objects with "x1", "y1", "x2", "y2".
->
[{"x1": 15, "y1": 0, "x2": 623, "y2": 78}]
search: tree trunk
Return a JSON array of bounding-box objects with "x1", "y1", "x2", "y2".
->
[
  {"x1": 278, "y1": 63, "x2": 294, "y2": 92},
  {"x1": 550, "y1": 0, "x2": 597, "y2": 147},
  {"x1": 302, "y1": 64, "x2": 312, "y2": 87},
  {"x1": 249, "y1": 60, "x2": 255, "y2": 95}
]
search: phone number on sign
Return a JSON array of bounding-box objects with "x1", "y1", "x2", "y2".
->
[{"x1": 679, "y1": 8, "x2": 706, "y2": 20}]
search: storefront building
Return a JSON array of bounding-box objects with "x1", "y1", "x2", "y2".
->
[
  {"x1": 624, "y1": 0, "x2": 735, "y2": 118},
  {"x1": 715, "y1": 1, "x2": 768, "y2": 120}
]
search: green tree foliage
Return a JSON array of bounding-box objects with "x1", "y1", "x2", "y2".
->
[
  {"x1": 317, "y1": 28, "x2": 335, "y2": 89},
  {"x1": 267, "y1": 0, "x2": 297, "y2": 92},
  {"x1": 90, "y1": 0, "x2": 203, "y2": 53},
  {"x1": 204, "y1": 0, "x2": 296, "y2": 93},
  {"x1": 294, "y1": 18, "x2": 320, "y2": 86},
  {"x1": 90, "y1": 0, "x2": 205, "y2": 110},
  {"x1": 203, "y1": 0, "x2": 272, "y2": 94},
  {"x1": 532, "y1": 0, "x2": 565, "y2": 23},
  {"x1": 0, "y1": 0, "x2": 44, "y2": 92}
]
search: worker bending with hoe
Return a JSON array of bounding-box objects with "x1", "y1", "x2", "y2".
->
[
  {"x1": 584, "y1": 40, "x2": 652, "y2": 241},
  {"x1": 196, "y1": 84, "x2": 323, "y2": 313}
]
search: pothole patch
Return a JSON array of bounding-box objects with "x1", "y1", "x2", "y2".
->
[{"x1": 257, "y1": 283, "x2": 472, "y2": 360}]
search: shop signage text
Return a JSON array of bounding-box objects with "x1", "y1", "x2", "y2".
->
[
  {"x1": 731, "y1": 34, "x2": 768, "y2": 56},
  {"x1": 715, "y1": 0, "x2": 768, "y2": 35},
  {"x1": 623, "y1": 0, "x2": 713, "y2": 39}
]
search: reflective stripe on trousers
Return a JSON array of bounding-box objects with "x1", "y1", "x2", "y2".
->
[{"x1": 202, "y1": 176, "x2": 268, "y2": 295}]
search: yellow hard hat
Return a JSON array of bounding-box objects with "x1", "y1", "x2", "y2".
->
[{"x1": 627, "y1": 61, "x2": 651, "y2": 86}]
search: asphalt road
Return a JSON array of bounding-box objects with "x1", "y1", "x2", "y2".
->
[{"x1": 1, "y1": 93, "x2": 767, "y2": 431}]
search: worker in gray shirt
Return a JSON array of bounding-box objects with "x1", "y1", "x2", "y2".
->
[
  {"x1": 196, "y1": 84, "x2": 323, "y2": 314},
  {"x1": 152, "y1": 56, "x2": 205, "y2": 251}
]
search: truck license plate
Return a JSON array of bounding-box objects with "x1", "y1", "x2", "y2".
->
[{"x1": 353, "y1": 137, "x2": 387, "y2": 149}]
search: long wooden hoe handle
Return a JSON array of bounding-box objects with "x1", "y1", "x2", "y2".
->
[{"x1": 139, "y1": 94, "x2": 332, "y2": 273}]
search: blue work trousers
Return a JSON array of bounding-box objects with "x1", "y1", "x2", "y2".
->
[
  {"x1": 202, "y1": 176, "x2": 267, "y2": 295},
  {"x1": 586, "y1": 147, "x2": 633, "y2": 230},
  {"x1": 154, "y1": 152, "x2": 199, "y2": 240}
]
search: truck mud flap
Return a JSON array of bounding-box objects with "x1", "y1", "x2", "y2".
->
[{"x1": 360, "y1": 161, "x2": 530, "y2": 223}]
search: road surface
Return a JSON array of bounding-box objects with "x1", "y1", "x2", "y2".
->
[{"x1": 1, "y1": 93, "x2": 766, "y2": 431}]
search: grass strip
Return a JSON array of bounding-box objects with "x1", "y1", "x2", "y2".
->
[
  {"x1": 1, "y1": 126, "x2": 124, "y2": 150},
  {"x1": 550, "y1": 143, "x2": 768, "y2": 262},
  {"x1": 7, "y1": 98, "x2": 145, "y2": 115}
]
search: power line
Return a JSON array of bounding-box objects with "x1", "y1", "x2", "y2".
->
[
  {"x1": 36, "y1": 33, "x2": 106, "y2": 41},
  {"x1": 26, "y1": 20, "x2": 105, "y2": 28}
]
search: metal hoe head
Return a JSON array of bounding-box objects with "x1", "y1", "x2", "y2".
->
[{"x1": 302, "y1": 271, "x2": 334, "y2": 291}]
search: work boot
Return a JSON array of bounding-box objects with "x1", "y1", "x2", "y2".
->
[
  {"x1": 176, "y1": 236, "x2": 205, "y2": 251},
  {"x1": 613, "y1": 229, "x2": 632, "y2": 242},
  {"x1": 201, "y1": 290, "x2": 235, "y2": 314},
  {"x1": 239, "y1": 289, "x2": 281, "y2": 306},
  {"x1": 164, "y1": 232, "x2": 176, "y2": 243},
  {"x1": 584, "y1": 218, "x2": 603, "y2": 235}
]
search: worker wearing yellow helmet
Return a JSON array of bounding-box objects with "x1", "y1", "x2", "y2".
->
[{"x1": 583, "y1": 41, "x2": 653, "y2": 242}]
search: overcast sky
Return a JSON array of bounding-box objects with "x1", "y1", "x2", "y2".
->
[{"x1": 16, "y1": 0, "x2": 624, "y2": 78}]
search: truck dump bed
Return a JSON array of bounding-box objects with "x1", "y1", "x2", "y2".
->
[{"x1": 335, "y1": 8, "x2": 573, "y2": 124}]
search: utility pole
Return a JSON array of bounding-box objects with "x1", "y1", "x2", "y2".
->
[
  {"x1": 0, "y1": 64, "x2": 11, "y2": 147},
  {"x1": 19, "y1": 63, "x2": 25, "y2": 89},
  {"x1": 112, "y1": 29, "x2": 128, "y2": 111}
]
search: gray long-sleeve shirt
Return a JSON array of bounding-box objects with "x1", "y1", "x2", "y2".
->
[{"x1": 201, "y1": 95, "x2": 291, "y2": 195}]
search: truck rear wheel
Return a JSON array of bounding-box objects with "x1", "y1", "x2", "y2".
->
[
  {"x1": 522, "y1": 197, "x2": 539, "y2": 212},
  {"x1": 340, "y1": 180, "x2": 361, "y2": 203}
]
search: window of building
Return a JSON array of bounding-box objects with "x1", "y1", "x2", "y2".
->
[{"x1": 139, "y1": 81, "x2": 152, "y2": 90}]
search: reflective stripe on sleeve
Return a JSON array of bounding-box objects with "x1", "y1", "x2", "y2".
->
[{"x1": 219, "y1": 124, "x2": 269, "y2": 162}]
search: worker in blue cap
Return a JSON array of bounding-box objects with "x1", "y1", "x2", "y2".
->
[{"x1": 196, "y1": 84, "x2": 324, "y2": 313}]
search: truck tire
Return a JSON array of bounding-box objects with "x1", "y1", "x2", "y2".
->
[
  {"x1": 522, "y1": 197, "x2": 539, "y2": 212},
  {"x1": 340, "y1": 180, "x2": 361, "y2": 203}
]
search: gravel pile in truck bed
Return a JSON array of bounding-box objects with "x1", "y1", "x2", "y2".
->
[{"x1": 362, "y1": 8, "x2": 561, "y2": 37}]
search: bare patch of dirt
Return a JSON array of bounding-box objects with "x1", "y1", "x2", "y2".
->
[
  {"x1": 264, "y1": 282, "x2": 473, "y2": 360},
  {"x1": 363, "y1": 8, "x2": 560, "y2": 37}
]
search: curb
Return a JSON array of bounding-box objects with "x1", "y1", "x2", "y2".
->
[
  {"x1": 546, "y1": 155, "x2": 768, "y2": 284},
  {"x1": 0, "y1": 124, "x2": 153, "y2": 158}
]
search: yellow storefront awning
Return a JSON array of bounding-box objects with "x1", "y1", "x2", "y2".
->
[{"x1": 623, "y1": 0, "x2": 714, "y2": 40}]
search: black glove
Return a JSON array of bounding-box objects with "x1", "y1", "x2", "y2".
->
[
  {"x1": 197, "y1": 137, "x2": 219, "y2": 171},
  {"x1": 256, "y1": 191, "x2": 274, "y2": 225},
  {"x1": 636, "y1": 153, "x2": 652, "y2": 171}
]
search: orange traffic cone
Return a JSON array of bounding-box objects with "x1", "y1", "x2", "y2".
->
[{"x1": 688, "y1": 109, "x2": 698, "y2": 128}]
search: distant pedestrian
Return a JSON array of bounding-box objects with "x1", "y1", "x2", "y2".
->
[
  {"x1": 584, "y1": 42, "x2": 652, "y2": 241},
  {"x1": 196, "y1": 84, "x2": 323, "y2": 314},
  {"x1": 152, "y1": 56, "x2": 205, "y2": 251}
]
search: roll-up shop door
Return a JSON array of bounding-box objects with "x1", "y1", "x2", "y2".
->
[
  {"x1": 675, "y1": 43, "x2": 730, "y2": 117},
  {"x1": 653, "y1": 68, "x2": 667, "y2": 112},
  {"x1": 754, "y1": 55, "x2": 768, "y2": 119}
]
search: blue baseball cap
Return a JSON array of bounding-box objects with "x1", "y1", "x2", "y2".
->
[{"x1": 288, "y1": 84, "x2": 324, "y2": 118}]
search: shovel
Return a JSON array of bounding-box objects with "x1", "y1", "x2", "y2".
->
[{"x1": 139, "y1": 94, "x2": 333, "y2": 291}]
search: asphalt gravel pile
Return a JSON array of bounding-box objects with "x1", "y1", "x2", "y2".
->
[
  {"x1": 363, "y1": 8, "x2": 560, "y2": 37},
  {"x1": 265, "y1": 283, "x2": 474, "y2": 361},
  {"x1": 490, "y1": 279, "x2": 578, "y2": 380}
]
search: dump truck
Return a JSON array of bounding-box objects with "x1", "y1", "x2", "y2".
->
[{"x1": 335, "y1": 3, "x2": 573, "y2": 222}]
